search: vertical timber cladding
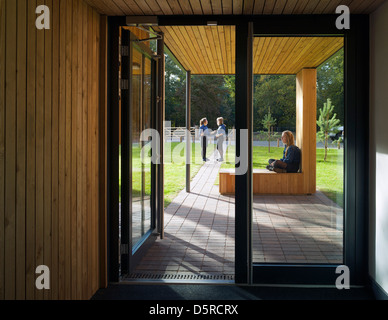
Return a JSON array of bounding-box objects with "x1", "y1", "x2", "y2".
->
[
  {"x1": 0, "y1": 0, "x2": 103, "y2": 300},
  {"x1": 296, "y1": 68, "x2": 317, "y2": 194}
]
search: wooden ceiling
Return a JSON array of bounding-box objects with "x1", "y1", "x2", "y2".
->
[
  {"x1": 84, "y1": 0, "x2": 385, "y2": 16},
  {"x1": 253, "y1": 36, "x2": 344, "y2": 74},
  {"x1": 151, "y1": 25, "x2": 343, "y2": 74},
  {"x1": 154, "y1": 26, "x2": 236, "y2": 74}
]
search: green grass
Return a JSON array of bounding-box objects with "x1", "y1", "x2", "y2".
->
[
  {"x1": 216, "y1": 145, "x2": 344, "y2": 208},
  {"x1": 316, "y1": 148, "x2": 344, "y2": 207},
  {"x1": 120, "y1": 143, "x2": 344, "y2": 209},
  {"x1": 120, "y1": 142, "x2": 215, "y2": 208},
  {"x1": 164, "y1": 142, "x2": 215, "y2": 207}
]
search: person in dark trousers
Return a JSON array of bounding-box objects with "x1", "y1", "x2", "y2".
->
[
  {"x1": 267, "y1": 130, "x2": 301, "y2": 173},
  {"x1": 199, "y1": 118, "x2": 210, "y2": 162},
  {"x1": 215, "y1": 117, "x2": 226, "y2": 162}
]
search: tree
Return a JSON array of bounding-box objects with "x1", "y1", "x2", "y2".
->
[
  {"x1": 332, "y1": 136, "x2": 344, "y2": 149},
  {"x1": 254, "y1": 75, "x2": 296, "y2": 132},
  {"x1": 262, "y1": 108, "x2": 277, "y2": 153},
  {"x1": 317, "y1": 48, "x2": 344, "y2": 125},
  {"x1": 164, "y1": 54, "x2": 235, "y2": 129},
  {"x1": 317, "y1": 98, "x2": 341, "y2": 162}
]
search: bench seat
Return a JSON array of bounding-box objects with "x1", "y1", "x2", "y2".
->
[{"x1": 219, "y1": 168, "x2": 314, "y2": 195}]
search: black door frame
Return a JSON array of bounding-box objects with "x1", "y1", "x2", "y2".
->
[
  {"x1": 120, "y1": 29, "x2": 158, "y2": 277},
  {"x1": 235, "y1": 14, "x2": 370, "y2": 285},
  {"x1": 107, "y1": 15, "x2": 370, "y2": 285}
]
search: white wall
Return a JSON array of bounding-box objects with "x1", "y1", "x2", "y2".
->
[{"x1": 369, "y1": 0, "x2": 388, "y2": 298}]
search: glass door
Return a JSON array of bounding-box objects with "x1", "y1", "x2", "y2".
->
[
  {"x1": 120, "y1": 28, "x2": 157, "y2": 277},
  {"x1": 234, "y1": 21, "x2": 354, "y2": 285},
  {"x1": 251, "y1": 35, "x2": 345, "y2": 283}
]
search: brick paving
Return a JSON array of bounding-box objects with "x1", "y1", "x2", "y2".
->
[{"x1": 130, "y1": 152, "x2": 343, "y2": 279}]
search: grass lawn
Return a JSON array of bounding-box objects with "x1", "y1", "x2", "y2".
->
[
  {"x1": 164, "y1": 142, "x2": 215, "y2": 207},
  {"x1": 120, "y1": 142, "x2": 215, "y2": 208},
  {"x1": 216, "y1": 145, "x2": 344, "y2": 208},
  {"x1": 120, "y1": 143, "x2": 344, "y2": 209}
]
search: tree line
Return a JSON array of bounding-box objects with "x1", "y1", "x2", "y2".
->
[{"x1": 165, "y1": 48, "x2": 344, "y2": 132}]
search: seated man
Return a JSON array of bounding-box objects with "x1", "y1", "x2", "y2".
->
[{"x1": 267, "y1": 130, "x2": 301, "y2": 173}]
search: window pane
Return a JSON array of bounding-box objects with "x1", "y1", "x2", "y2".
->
[{"x1": 251, "y1": 38, "x2": 344, "y2": 264}]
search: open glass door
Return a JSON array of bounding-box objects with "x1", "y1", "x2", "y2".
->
[{"x1": 120, "y1": 28, "x2": 158, "y2": 277}]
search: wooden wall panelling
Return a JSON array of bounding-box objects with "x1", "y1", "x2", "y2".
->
[
  {"x1": 0, "y1": 0, "x2": 5, "y2": 300},
  {"x1": 51, "y1": 0, "x2": 60, "y2": 301},
  {"x1": 26, "y1": 0, "x2": 37, "y2": 301},
  {"x1": 16, "y1": 0, "x2": 27, "y2": 300},
  {"x1": 5, "y1": 0, "x2": 17, "y2": 300},
  {"x1": 81, "y1": 0, "x2": 89, "y2": 299},
  {"x1": 70, "y1": 0, "x2": 78, "y2": 300},
  {"x1": 296, "y1": 68, "x2": 317, "y2": 194},
  {"x1": 87, "y1": 4, "x2": 93, "y2": 299},
  {"x1": 35, "y1": 0, "x2": 45, "y2": 301},
  {"x1": 93, "y1": 8, "x2": 101, "y2": 296},
  {"x1": 64, "y1": 0, "x2": 71, "y2": 299},
  {"x1": 58, "y1": 0, "x2": 66, "y2": 300},
  {"x1": 99, "y1": 14, "x2": 108, "y2": 289},
  {"x1": 75, "y1": 0, "x2": 83, "y2": 300},
  {"x1": 43, "y1": 0, "x2": 53, "y2": 301},
  {"x1": 0, "y1": 0, "x2": 102, "y2": 300}
]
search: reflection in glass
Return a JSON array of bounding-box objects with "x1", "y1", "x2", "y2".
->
[{"x1": 131, "y1": 48, "x2": 152, "y2": 248}]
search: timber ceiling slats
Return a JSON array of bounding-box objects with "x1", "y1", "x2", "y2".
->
[
  {"x1": 86, "y1": 1, "x2": 351, "y2": 75},
  {"x1": 84, "y1": 0, "x2": 385, "y2": 15},
  {"x1": 155, "y1": 25, "x2": 237, "y2": 74},
  {"x1": 154, "y1": 25, "x2": 343, "y2": 75}
]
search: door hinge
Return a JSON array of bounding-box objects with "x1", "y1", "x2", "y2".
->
[
  {"x1": 120, "y1": 79, "x2": 129, "y2": 90},
  {"x1": 120, "y1": 243, "x2": 129, "y2": 255},
  {"x1": 120, "y1": 45, "x2": 129, "y2": 57}
]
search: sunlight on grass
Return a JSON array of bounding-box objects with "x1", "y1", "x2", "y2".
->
[
  {"x1": 120, "y1": 143, "x2": 344, "y2": 209},
  {"x1": 119, "y1": 142, "x2": 215, "y2": 208},
  {"x1": 164, "y1": 142, "x2": 215, "y2": 207}
]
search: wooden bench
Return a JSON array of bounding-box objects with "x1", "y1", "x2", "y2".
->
[{"x1": 219, "y1": 169, "x2": 314, "y2": 195}]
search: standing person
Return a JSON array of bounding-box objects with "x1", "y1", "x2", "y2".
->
[
  {"x1": 215, "y1": 117, "x2": 226, "y2": 162},
  {"x1": 199, "y1": 118, "x2": 210, "y2": 162},
  {"x1": 267, "y1": 130, "x2": 301, "y2": 173}
]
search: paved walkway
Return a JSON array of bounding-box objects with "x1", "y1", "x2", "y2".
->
[{"x1": 129, "y1": 152, "x2": 343, "y2": 280}]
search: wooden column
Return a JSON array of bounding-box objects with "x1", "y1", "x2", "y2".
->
[{"x1": 296, "y1": 68, "x2": 317, "y2": 194}]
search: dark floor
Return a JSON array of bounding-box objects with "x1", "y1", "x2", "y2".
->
[{"x1": 91, "y1": 283, "x2": 375, "y2": 300}]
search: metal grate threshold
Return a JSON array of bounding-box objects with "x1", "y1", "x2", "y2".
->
[{"x1": 122, "y1": 273, "x2": 235, "y2": 284}]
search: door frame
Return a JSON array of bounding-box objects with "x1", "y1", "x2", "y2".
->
[
  {"x1": 106, "y1": 15, "x2": 370, "y2": 286},
  {"x1": 234, "y1": 15, "x2": 370, "y2": 285}
]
